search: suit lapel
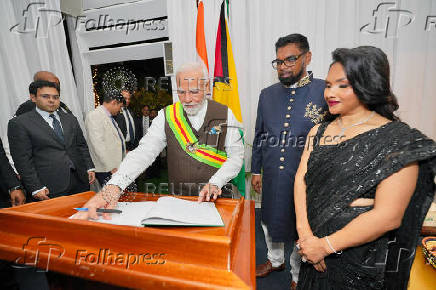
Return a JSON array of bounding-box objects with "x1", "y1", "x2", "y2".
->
[
  {"x1": 31, "y1": 110, "x2": 65, "y2": 146},
  {"x1": 119, "y1": 108, "x2": 128, "y2": 137},
  {"x1": 99, "y1": 106, "x2": 122, "y2": 141}
]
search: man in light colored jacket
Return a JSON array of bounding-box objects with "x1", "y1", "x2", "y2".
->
[{"x1": 85, "y1": 93, "x2": 125, "y2": 186}]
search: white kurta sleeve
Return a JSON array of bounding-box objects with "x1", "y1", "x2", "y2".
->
[{"x1": 108, "y1": 109, "x2": 167, "y2": 190}]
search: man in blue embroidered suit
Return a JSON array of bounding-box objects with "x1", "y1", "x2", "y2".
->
[{"x1": 251, "y1": 34, "x2": 327, "y2": 287}]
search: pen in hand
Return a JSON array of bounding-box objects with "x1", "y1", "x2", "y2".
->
[{"x1": 74, "y1": 208, "x2": 122, "y2": 214}]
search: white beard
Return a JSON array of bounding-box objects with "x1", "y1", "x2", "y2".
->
[{"x1": 183, "y1": 99, "x2": 206, "y2": 116}]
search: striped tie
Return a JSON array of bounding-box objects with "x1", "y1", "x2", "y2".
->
[{"x1": 49, "y1": 114, "x2": 64, "y2": 143}]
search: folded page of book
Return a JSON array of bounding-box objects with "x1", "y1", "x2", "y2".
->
[
  {"x1": 141, "y1": 196, "x2": 224, "y2": 226},
  {"x1": 69, "y1": 202, "x2": 156, "y2": 227}
]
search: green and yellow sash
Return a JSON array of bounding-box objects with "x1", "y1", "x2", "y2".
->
[{"x1": 165, "y1": 102, "x2": 227, "y2": 168}]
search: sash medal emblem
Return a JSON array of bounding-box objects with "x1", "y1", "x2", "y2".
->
[{"x1": 186, "y1": 142, "x2": 198, "y2": 153}]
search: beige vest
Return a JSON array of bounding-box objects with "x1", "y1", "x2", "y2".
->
[{"x1": 164, "y1": 101, "x2": 228, "y2": 195}]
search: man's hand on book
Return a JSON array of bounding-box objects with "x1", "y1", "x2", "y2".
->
[
  {"x1": 198, "y1": 183, "x2": 221, "y2": 202},
  {"x1": 71, "y1": 185, "x2": 121, "y2": 220}
]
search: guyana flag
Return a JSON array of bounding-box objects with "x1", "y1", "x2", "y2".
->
[
  {"x1": 213, "y1": 0, "x2": 245, "y2": 196},
  {"x1": 213, "y1": 1, "x2": 242, "y2": 122}
]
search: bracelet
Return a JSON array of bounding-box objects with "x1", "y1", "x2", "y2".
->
[
  {"x1": 99, "y1": 185, "x2": 122, "y2": 205},
  {"x1": 324, "y1": 236, "x2": 342, "y2": 255}
]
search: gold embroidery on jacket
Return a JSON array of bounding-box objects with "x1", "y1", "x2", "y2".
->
[{"x1": 304, "y1": 102, "x2": 326, "y2": 124}]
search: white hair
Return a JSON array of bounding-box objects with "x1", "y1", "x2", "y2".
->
[{"x1": 175, "y1": 62, "x2": 209, "y2": 80}]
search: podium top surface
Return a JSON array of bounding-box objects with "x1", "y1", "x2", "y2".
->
[{"x1": 0, "y1": 192, "x2": 255, "y2": 289}]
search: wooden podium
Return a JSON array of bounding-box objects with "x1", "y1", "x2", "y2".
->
[{"x1": 0, "y1": 192, "x2": 255, "y2": 289}]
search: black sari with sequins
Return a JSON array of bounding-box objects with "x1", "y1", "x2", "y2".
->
[{"x1": 297, "y1": 121, "x2": 436, "y2": 290}]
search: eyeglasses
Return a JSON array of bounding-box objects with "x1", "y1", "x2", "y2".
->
[
  {"x1": 272, "y1": 52, "x2": 307, "y2": 70},
  {"x1": 177, "y1": 89, "x2": 203, "y2": 96}
]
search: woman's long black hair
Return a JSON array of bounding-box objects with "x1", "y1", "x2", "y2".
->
[{"x1": 324, "y1": 46, "x2": 399, "y2": 121}]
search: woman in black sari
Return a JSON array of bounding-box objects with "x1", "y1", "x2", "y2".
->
[{"x1": 294, "y1": 46, "x2": 436, "y2": 290}]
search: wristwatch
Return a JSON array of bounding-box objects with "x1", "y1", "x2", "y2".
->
[{"x1": 8, "y1": 185, "x2": 23, "y2": 194}]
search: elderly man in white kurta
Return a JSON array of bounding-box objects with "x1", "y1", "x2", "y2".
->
[{"x1": 73, "y1": 62, "x2": 244, "y2": 220}]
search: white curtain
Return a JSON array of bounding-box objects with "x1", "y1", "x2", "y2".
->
[
  {"x1": 167, "y1": 0, "x2": 436, "y2": 170},
  {"x1": 0, "y1": 0, "x2": 84, "y2": 142},
  {"x1": 1, "y1": 0, "x2": 434, "y2": 168}
]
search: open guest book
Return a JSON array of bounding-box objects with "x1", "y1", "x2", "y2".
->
[{"x1": 75, "y1": 196, "x2": 225, "y2": 227}]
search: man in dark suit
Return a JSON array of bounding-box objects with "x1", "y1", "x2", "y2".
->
[
  {"x1": 1, "y1": 71, "x2": 73, "y2": 173},
  {"x1": 8, "y1": 80, "x2": 95, "y2": 200},
  {"x1": 115, "y1": 90, "x2": 141, "y2": 151},
  {"x1": 0, "y1": 138, "x2": 25, "y2": 208}
]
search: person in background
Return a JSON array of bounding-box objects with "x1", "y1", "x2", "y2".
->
[
  {"x1": 0, "y1": 138, "x2": 25, "y2": 208},
  {"x1": 141, "y1": 104, "x2": 150, "y2": 136},
  {"x1": 8, "y1": 80, "x2": 95, "y2": 200},
  {"x1": 149, "y1": 109, "x2": 158, "y2": 122},
  {"x1": 15, "y1": 71, "x2": 72, "y2": 117},
  {"x1": 85, "y1": 92, "x2": 126, "y2": 186},
  {"x1": 115, "y1": 90, "x2": 141, "y2": 151},
  {"x1": 3, "y1": 71, "x2": 73, "y2": 171}
]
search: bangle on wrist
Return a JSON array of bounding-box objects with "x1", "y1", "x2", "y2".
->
[
  {"x1": 324, "y1": 236, "x2": 342, "y2": 255},
  {"x1": 99, "y1": 185, "x2": 121, "y2": 205}
]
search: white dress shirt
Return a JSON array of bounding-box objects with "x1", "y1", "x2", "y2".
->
[
  {"x1": 109, "y1": 100, "x2": 244, "y2": 190},
  {"x1": 36, "y1": 107, "x2": 63, "y2": 131}
]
